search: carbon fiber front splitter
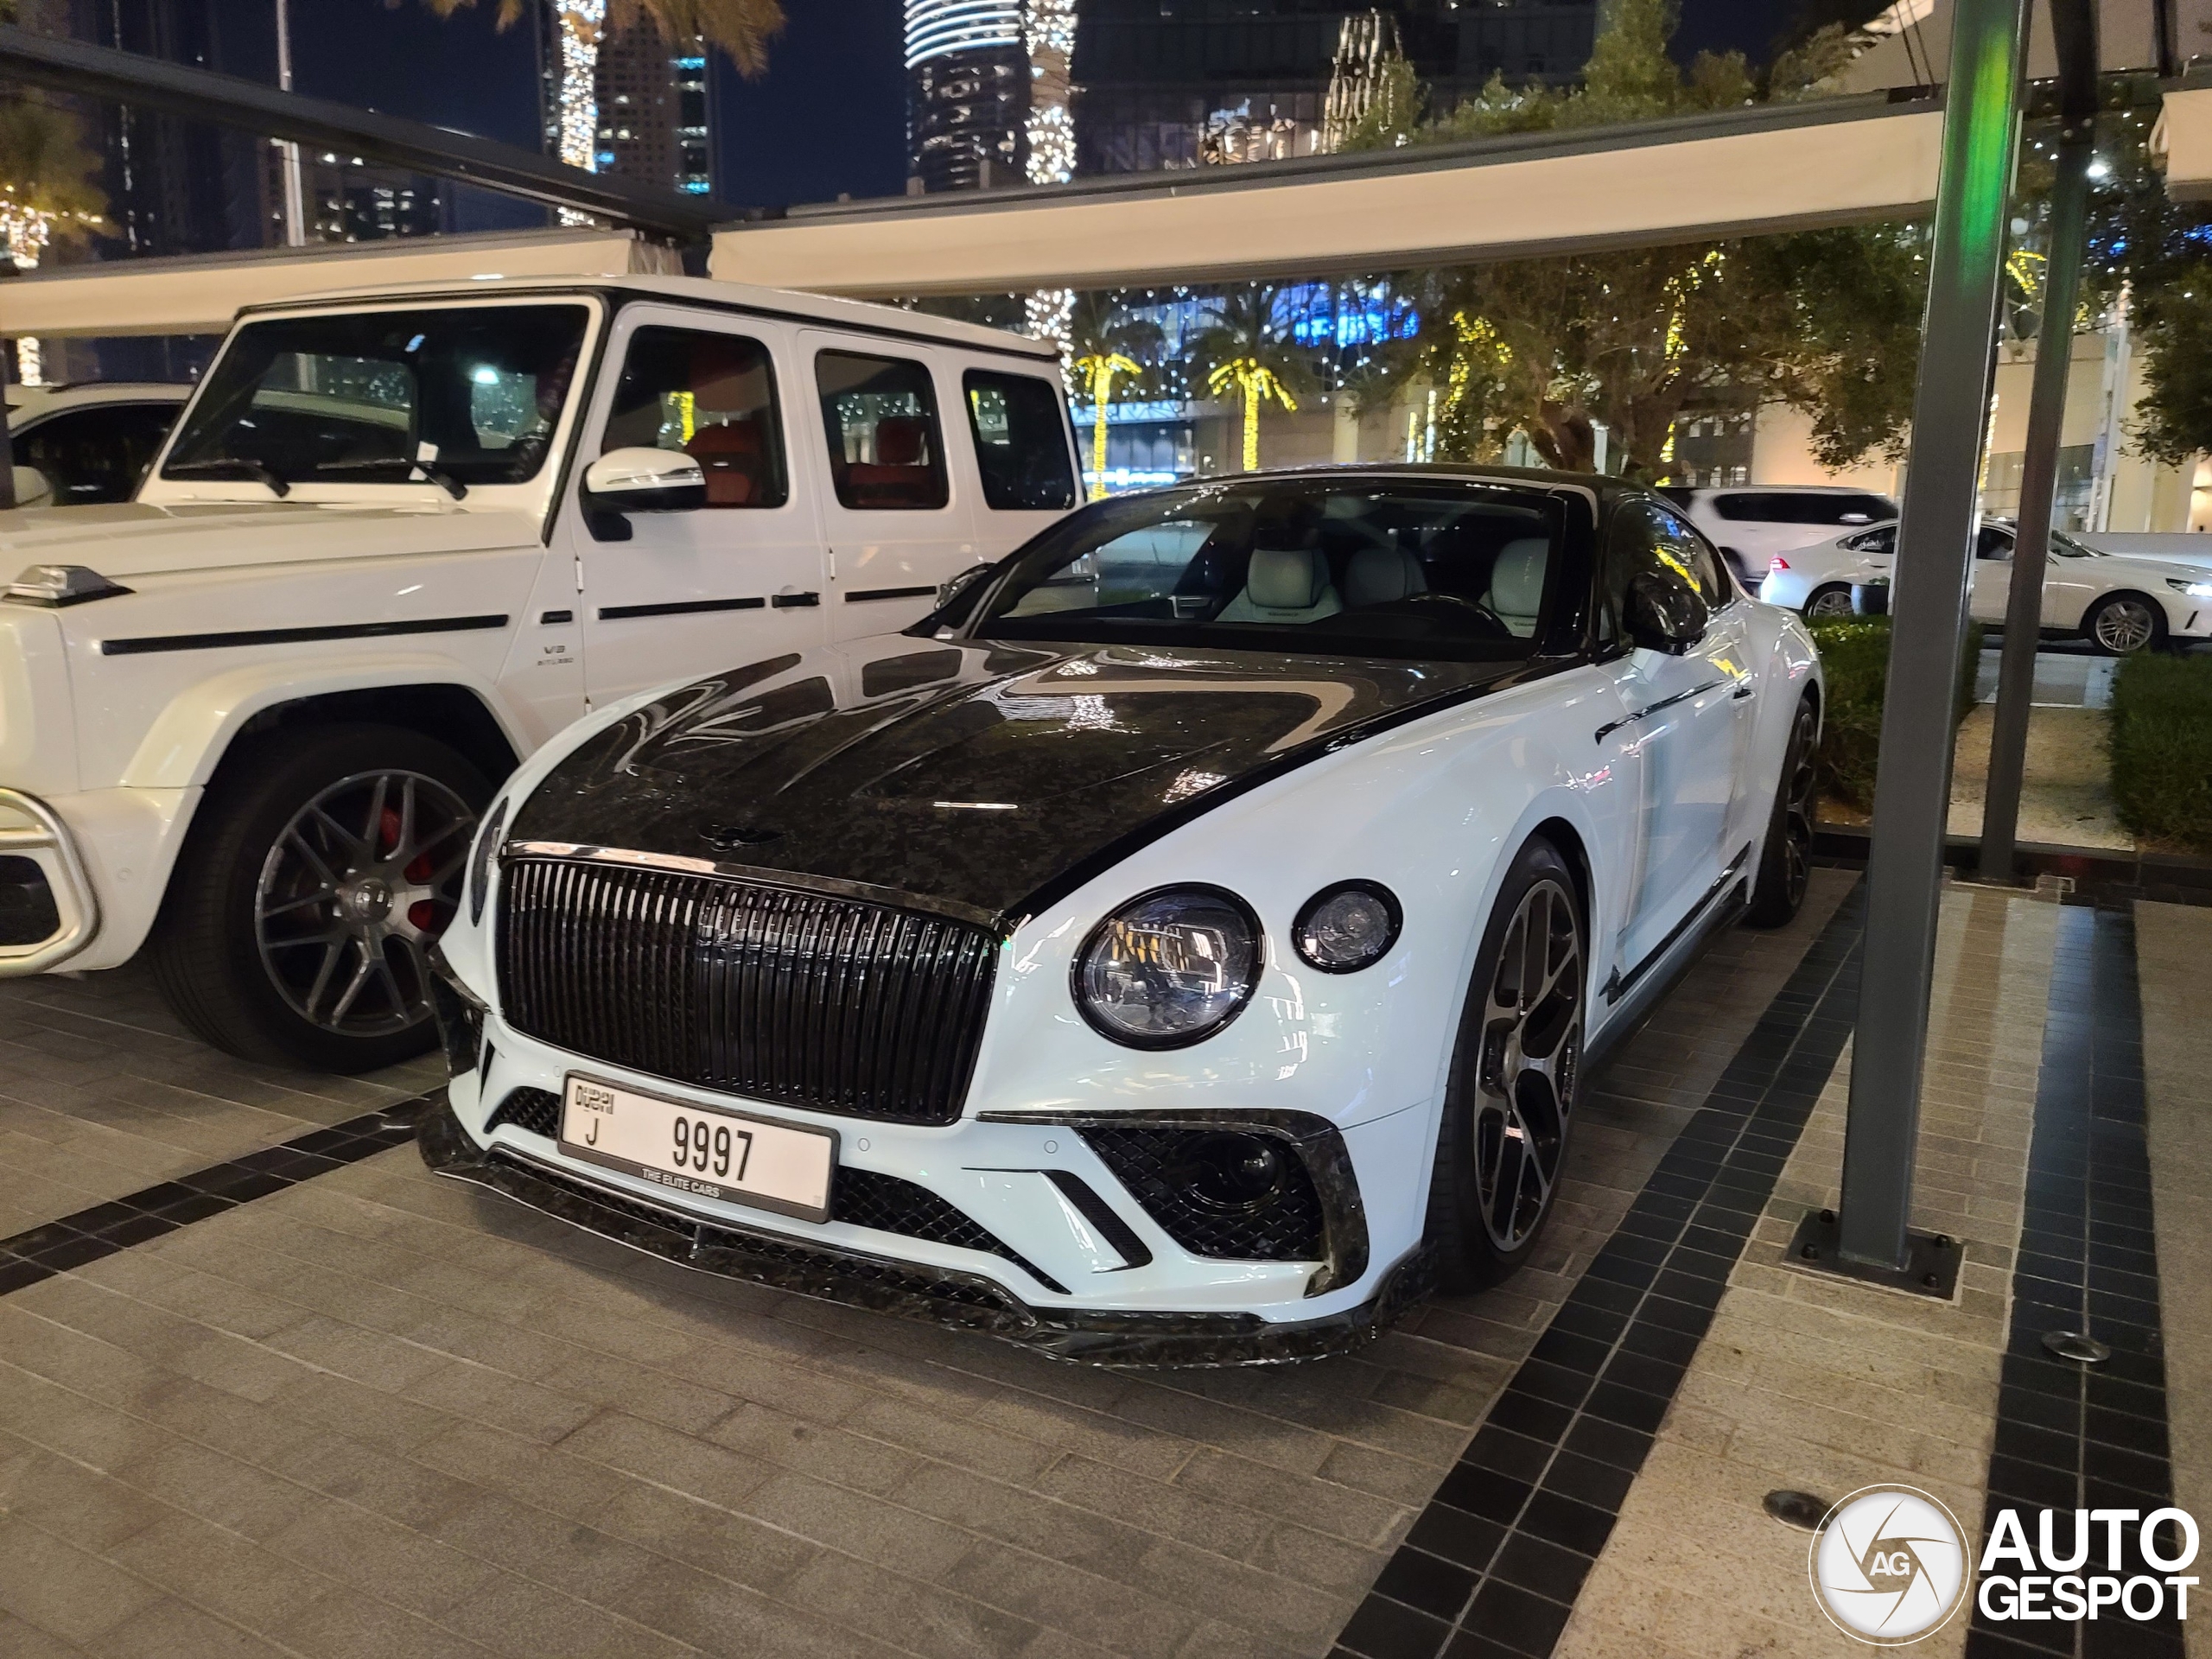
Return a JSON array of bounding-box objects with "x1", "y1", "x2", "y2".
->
[{"x1": 416, "y1": 1097, "x2": 1432, "y2": 1368}]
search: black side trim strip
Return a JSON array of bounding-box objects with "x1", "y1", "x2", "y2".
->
[
  {"x1": 0, "y1": 1096, "x2": 434, "y2": 1296},
  {"x1": 1964, "y1": 907, "x2": 2180, "y2": 1656},
  {"x1": 99, "y1": 614, "x2": 509, "y2": 656},
  {"x1": 771, "y1": 591, "x2": 821, "y2": 608},
  {"x1": 1005, "y1": 656, "x2": 1580, "y2": 928},
  {"x1": 1333, "y1": 881, "x2": 1864, "y2": 1659},
  {"x1": 596, "y1": 596, "x2": 765, "y2": 621},
  {"x1": 1592, "y1": 677, "x2": 1727, "y2": 742},
  {"x1": 540, "y1": 608, "x2": 575, "y2": 625},
  {"x1": 1600, "y1": 845, "x2": 1751, "y2": 1005},
  {"x1": 845, "y1": 585, "x2": 938, "y2": 603},
  {"x1": 1042, "y1": 1170, "x2": 1154, "y2": 1271}
]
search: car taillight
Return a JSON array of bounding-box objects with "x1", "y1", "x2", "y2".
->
[{"x1": 1770, "y1": 556, "x2": 1789, "y2": 572}]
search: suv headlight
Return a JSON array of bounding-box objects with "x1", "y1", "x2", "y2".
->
[
  {"x1": 3, "y1": 564, "x2": 132, "y2": 607},
  {"x1": 1293, "y1": 880, "x2": 1402, "y2": 973},
  {"x1": 1073, "y1": 885, "x2": 1261, "y2": 1048}
]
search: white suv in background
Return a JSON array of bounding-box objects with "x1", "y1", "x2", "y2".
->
[
  {"x1": 0, "y1": 274, "x2": 1079, "y2": 1071},
  {"x1": 1662, "y1": 485, "x2": 1899, "y2": 583},
  {"x1": 9, "y1": 382, "x2": 189, "y2": 506}
]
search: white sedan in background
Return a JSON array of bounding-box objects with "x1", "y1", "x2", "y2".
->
[{"x1": 1760, "y1": 518, "x2": 2212, "y2": 654}]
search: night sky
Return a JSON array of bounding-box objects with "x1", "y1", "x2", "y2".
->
[{"x1": 253, "y1": 0, "x2": 1797, "y2": 216}]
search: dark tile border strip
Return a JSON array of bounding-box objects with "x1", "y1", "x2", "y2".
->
[
  {"x1": 1965, "y1": 907, "x2": 2184, "y2": 1659},
  {"x1": 0, "y1": 1095, "x2": 434, "y2": 1297},
  {"x1": 1332, "y1": 884, "x2": 1867, "y2": 1659}
]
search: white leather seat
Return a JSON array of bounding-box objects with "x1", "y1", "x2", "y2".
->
[
  {"x1": 1484, "y1": 537, "x2": 1549, "y2": 636},
  {"x1": 1217, "y1": 545, "x2": 1342, "y2": 624},
  {"x1": 1344, "y1": 544, "x2": 1427, "y2": 607}
]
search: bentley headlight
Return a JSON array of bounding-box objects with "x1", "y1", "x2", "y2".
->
[
  {"x1": 1293, "y1": 880, "x2": 1402, "y2": 973},
  {"x1": 1073, "y1": 886, "x2": 1261, "y2": 1048},
  {"x1": 466, "y1": 797, "x2": 509, "y2": 926}
]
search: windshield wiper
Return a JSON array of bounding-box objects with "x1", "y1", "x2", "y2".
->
[
  {"x1": 312, "y1": 458, "x2": 469, "y2": 501},
  {"x1": 162, "y1": 459, "x2": 291, "y2": 498}
]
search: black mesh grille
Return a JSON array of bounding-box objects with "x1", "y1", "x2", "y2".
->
[
  {"x1": 484, "y1": 1088, "x2": 1059, "y2": 1289},
  {"x1": 1082, "y1": 1126, "x2": 1327, "y2": 1262},
  {"x1": 487, "y1": 1087, "x2": 559, "y2": 1137},
  {"x1": 497, "y1": 858, "x2": 997, "y2": 1125},
  {"x1": 834, "y1": 1166, "x2": 1065, "y2": 1293}
]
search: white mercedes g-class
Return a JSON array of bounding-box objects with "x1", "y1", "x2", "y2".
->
[{"x1": 0, "y1": 274, "x2": 1080, "y2": 1071}]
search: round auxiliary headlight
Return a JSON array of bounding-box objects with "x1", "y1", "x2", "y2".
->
[
  {"x1": 1292, "y1": 880, "x2": 1402, "y2": 974},
  {"x1": 1073, "y1": 885, "x2": 1262, "y2": 1049}
]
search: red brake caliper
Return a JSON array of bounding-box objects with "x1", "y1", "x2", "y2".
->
[{"x1": 379, "y1": 804, "x2": 446, "y2": 935}]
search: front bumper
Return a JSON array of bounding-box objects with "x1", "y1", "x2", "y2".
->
[
  {"x1": 417, "y1": 1096, "x2": 1433, "y2": 1365},
  {"x1": 0, "y1": 788, "x2": 98, "y2": 974}
]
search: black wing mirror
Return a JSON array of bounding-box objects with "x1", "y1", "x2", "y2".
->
[
  {"x1": 1624, "y1": 572, "x2": 1709, "y2": 655},
  {"x1": 907, "y1": 561, "x2": 997, "y2": 636}
]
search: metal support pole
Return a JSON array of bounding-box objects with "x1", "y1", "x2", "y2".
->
[
  {"x1": 1980, "y1": 0, "x2": 2101, "y2": 886},
  {"x1": 275, "y1": 0, "x2": 306, "y2": 248},
  {"x1": 1835, "y1": 0, "x2": 2028, "y2": 1273}
]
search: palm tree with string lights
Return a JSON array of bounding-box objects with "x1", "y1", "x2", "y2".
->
[
  {"x1": 1067, "y1": 293, "x2": 1162, "y2": 499},
  {"x1": 1192, "y1": 284, "x2": 1314, "y2": 474},
  {"x1": 421, "y1": 0, "x2": 784, "y2": 179}
]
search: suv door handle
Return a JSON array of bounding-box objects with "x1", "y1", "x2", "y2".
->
[{"x1": 772, "y1": 591, "x2": 820, "y2": 608}]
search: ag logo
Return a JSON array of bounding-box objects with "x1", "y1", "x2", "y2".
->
[{"x1": 1810, "y1": 1485, "x2": 1969, "y2": 1644}]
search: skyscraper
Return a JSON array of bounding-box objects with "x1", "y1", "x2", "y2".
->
[
  {"x1": 588, "y1": 16, "x2": 717, "y2": 195},
  {"x1": 905, "y1": 0, "x2": 1027, "y2": 193}
]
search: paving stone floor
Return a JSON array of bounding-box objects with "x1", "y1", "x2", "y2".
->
[{"x1": 0, "y1": 879, "x2": 1854, "y2": 1659}]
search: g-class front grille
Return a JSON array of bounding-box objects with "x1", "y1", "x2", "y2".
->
[{"x1": 496, "y1": 856, "x2": 997, "y2": 1126}]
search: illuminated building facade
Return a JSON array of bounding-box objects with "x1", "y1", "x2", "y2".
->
[
  {"x1": 906, "y1": 0, "x2": 1027, "y2": 192},
  {"x1": 591, "y1": 17, "x2": 717, "y2": 195}
]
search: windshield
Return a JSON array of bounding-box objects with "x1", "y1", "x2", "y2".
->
[
  {"x1": 970, "y1": 479, "x2": 1565, "y2": 661},
  {"x1": 162, "y1": 303, "x2": 590, "y2": 489}
]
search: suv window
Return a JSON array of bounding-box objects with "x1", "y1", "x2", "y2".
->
[
  {"x1": 816, "y1": 351, "x2": 948, "y2": 511},
  {"x1": 1713, "y1": 491, "x2": 1896, "y2": 526},
  {"x1": 16, "y1": 402, "x2": 177, "y2": 504},
  {"x1": 163, "y1": 304, "x2": 589, "y2": 488},
  {"x1": 1976, "y1": 524, "x2": 2014, "y2": 559},
  {"x1": 603, "y1": 327, "x2": 787, "y2": 509},
  {"x1": 963, "y1": 370, "x2": 1075, "y2": 511}
]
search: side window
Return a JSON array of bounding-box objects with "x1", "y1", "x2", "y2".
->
[
  {"x1": 1975, "y1": 524, "x2": 2013, "y2": 560},
  {"x1": 17, "y1": 404, "x2": 179, "y2": 504},
  {"x1": 1604, "y1": 501, "x2": 1715, "y2": 626},
  {"x1": 816, "y1": 350, "x2": 948, "y2": 511},
  {"x1": 1656, "y1": 507, "x2": 1732, "y2": 603},
  {"x1": 601, "y1": 327, "x2": 787, "y2": 509},
  {"x1": 963, "y1": 370, "x2": 1075, "y2": 511},
  {"x1": 1844, "y1": 526, "x2": 1897, "y2": 555}
]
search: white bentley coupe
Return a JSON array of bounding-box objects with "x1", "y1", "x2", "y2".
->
[{"x1": 422, "y1": 467, "x2": 1822, "y2": 1363}]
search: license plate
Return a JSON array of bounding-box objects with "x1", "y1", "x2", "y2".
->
[{"x1": 558, "y1": 1075, "x2": 836, "y2": 1223}]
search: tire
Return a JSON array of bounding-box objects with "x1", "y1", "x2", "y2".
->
[
  {"x1": 2084, "y1": 592, "x2": 2167, "y2": 656},
  {"x1": 1745, "y1": 695, "x2": 1818, "y2": 928},
  {"x1": 1424, "y1": 836, "x2": 1586, "y2": 1292},
  {"x1": 1802, "y1": 583, "x2": 1856, "y2": 621},
  {"x1": 149, "y1": 724, "x2": 489, "y2": 1072}
]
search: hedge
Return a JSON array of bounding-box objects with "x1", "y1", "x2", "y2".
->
[
  {"x1": 1805, "y1": 616, "x2": 1985, "y2": 811},
  {"x1": 2109, "y1": 652, "x2": 2212, "y2": 853}
]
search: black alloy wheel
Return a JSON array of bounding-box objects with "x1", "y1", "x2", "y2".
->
[
  {"x1": 151, "y1": 724, "x2": 489, "y2": 1072},
  {"x1": 1745, "y1": 695, "x2": 1818, "y2": 928},
  {"x1": 1426, "y1": 836, "x2": 1585, "y2": 1289}
]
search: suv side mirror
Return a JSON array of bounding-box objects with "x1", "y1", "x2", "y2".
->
[
  {"x1": 1624, "y1": 571, "x2": 1709, "y2": 654},
  {"x1": 582, "y1": 448, "x2": 707, "y2": 514}
]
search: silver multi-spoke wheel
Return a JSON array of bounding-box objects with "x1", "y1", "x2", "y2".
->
[
  {"x1": 253, "y1": 769, "x2": 475, "y2": 1038},
  {"x1": 1471, "y1": 876, "x2": 1583, "y2": 1255},
  {"x1": 2089, "y1": 594, "x2": 2160, "y2": 655},
  {"x1": 1803, "y1": 585, "x2": 1856, "y2": 621}
]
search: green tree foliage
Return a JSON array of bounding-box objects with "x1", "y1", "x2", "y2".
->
[
  {"x1": 1343, "y1": 0, "x2": 1924, "y2": 477},
  {"x1": 2079, "y1": 99, "x2": 2212, "y2": 467}
]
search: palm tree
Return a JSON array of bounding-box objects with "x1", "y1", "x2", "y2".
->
[
  {"x1": 423, "y1": 0, "x2": 785, "y2": 175},
  {"x1": 1066, "y1": 292, "x2": 1161, "y2": 499},
  {"x1": 1192, "y1": 285, "x2": 1313, "y2": 474}
]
